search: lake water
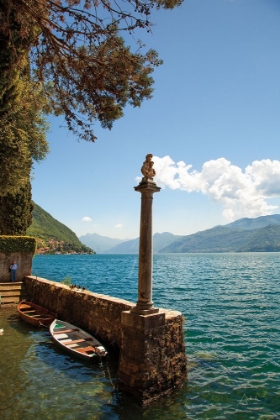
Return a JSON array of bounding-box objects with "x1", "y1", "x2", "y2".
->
[{"x1": 1, "y1": 253, "x2": 280, "y2": 419}]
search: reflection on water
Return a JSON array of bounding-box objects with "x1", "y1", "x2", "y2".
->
[
  {"x1": 0, "y1": 307, "x2": 120, "y2": 420},
  {"x1": 0, "y1": 308, "x2": 191, "y2": 420},
  {"x1": 1, "y1": 253, "x2": 280, "y2": 419}
]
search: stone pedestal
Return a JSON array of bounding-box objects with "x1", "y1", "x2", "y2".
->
[{"x1": 118, "y1": 309, "x2": 187, "y2": 405}]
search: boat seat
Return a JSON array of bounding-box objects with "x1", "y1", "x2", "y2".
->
[
  {"x1": 55, "y1": 334, "x2": 68, "y2": 339},
  {"x1": 63, "y1": 339, "x2": 86, "y2": 345},
  {"x1": 76, "y1": 346, "x2": 95, "y2": 354},
  {"x1": 20, "y1": 305, "x2": 32, "y2": 310},
  {"x1": 53, "y1": 329, "x2": 79, "y2": 334}
]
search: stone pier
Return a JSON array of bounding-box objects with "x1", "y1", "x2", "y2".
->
[
  {"x1": 119, "y1": 309, "x2": 186, "y2": 404},
  {"x1": 0, "y1": 157, "x2": 187, "y2": 404},
  {"x1": 22, "y1": 275, "x2": 187, "y2": 404}
]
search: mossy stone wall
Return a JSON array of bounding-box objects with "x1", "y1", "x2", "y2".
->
[
  {"x1": 0, "y1": 236, "x2": 36, "y2": 282},
  {"x1": 0, "y1": 252, "x2": 33, "y2": 282}
]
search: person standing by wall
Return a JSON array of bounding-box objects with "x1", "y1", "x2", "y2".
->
[{"x1": 10, "y1": 261, "x2": 18, "y2": 282}]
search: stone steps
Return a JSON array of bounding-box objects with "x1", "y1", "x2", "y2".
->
[{"x1": 0, "y1": 282, "x2": 29, "y2": 306}]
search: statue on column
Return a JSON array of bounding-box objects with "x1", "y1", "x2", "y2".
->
[{"x1": 141, "y1": 154, "x2": 156, "y2": 180}]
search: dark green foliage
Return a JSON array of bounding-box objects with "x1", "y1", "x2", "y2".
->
[
  {"x1": 0, "y1": 66, "x2": 49, "y2": 196},
  {"x1": 0, "y1": 182, "x2": 33, "y2": 235},
  {"x1": 0, "y1": 0, "x2": 183, "y2": 142},
  {"x1": 26, "y1": 202, "x2": 94, "y2": 254},
  {"x1": 0, "y1": 0, "x2": 34, "y2": 115},
  {"x1": 0, "y1": 235, "x2": 36, "y2": 254}
]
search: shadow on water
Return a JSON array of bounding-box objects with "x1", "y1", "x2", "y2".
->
[
  {"x1": 37, "y1": 337, "x2": 119, "y2": 384},
  {"x1": 2, "y1": 253, "x2": 280, "y2": 419},
  {"x1": 0, "y1": 308, "x2": 192, "y2": 420},
  {"x1": 0, "y1": 307, "x2": 119, "y2": 419}
]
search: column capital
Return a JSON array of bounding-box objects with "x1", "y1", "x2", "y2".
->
[{"x1": 134, "y1": 178, "x2": 161, "y2": 193}]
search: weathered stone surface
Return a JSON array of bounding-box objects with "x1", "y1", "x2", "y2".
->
[
  {"x1": 0, "y1": 253, "x2": 33, "y2": 282},
  {"x1": 133, "y1": 179, "x2": 160, "y2": 313},
  {"x1": 122, "y1": 310, "x2": 165, "y2": 329},
  {"x1": 23, "y1": 275, "x2": 187, "y2": 405},
  {"x1": 119, "y1": 309, "x2": 187, "y2": 404},
  {"x1": 24, "y1": 276, "x2": 134, "y2": 347}
]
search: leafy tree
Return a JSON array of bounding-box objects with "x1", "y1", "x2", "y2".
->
[
  {"x1": 0, "y1": 0, "x2": 182, "y2": 142},
  {"x1": 0, "y1": 0, "x2": 182, "y2": 235},
  {"x1": 0, "y1": 182, "x2": 33, "y2": 235},
  {"x1": 0, "y1": 52, "x2": 49, "y2": 234},
  {"x1": 0, "y1": 75, "x2": 49, "y2": 196}
]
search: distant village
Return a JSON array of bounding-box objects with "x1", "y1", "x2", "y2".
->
[{"x1": 35, "y1": 239, "x2": 94, "y2": 254}]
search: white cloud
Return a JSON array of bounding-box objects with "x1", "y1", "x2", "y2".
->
[
  {"x1": 115, "y1": 224, "x2": 123, "y2": 229},
  {"x1": 82, "y1": 217, "x2": 92, "y2": 222},
  {"x1": 153, "y1": 156, "x2": 280, "y2": 221}
]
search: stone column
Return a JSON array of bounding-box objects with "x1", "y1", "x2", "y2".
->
[
  {"x1": 131, "y1": 154, "x2": 160, "y2": 315},
  {"x1": 118, "y1": 154, "x2": 187, "y2": 404}
]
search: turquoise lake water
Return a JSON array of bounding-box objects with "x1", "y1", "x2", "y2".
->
[{"x1": 1, "y1": 253, "x2": 280, "y2": 419}]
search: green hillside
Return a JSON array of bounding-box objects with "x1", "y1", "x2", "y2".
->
[
  {"x1": 27, "y1": 203, "x2": 94, "y2": 254},
  {"x1": 237, "y1": 225, "x2": 280, "y2": 252},
  {"x1": 226, "y1": 214, "x2": 280, "y2": 230},
  {"x1": 160, "y1": 226, "x2": 255, "y2": 253},
  {"x1": 160, "y1": 215, "x2": 280, "y2": 253}
]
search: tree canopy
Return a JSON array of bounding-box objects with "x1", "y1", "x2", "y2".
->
[
  {"x1": 0, "y1": 62, "x2": 49, "y2": 196},
  {"x1": 0, "y1": 0, "x2": 182, "y2": 235},
  {"x1": 0, "y1": 182, "x2": 33, "y2": 235},
  {"x1": 0, "y1": 0, "x2": 183, "y2": 142}
]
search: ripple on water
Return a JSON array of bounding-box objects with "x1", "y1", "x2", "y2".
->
[{"x1": 2, "y1": 253, "x2": 279, "y2": 419}]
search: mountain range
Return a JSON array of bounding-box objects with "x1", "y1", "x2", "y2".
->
[
  {"x1": 79, "y1": 232, "x2": 182, "y2": 254},
  {"x1": 27, "y1": 204, "x2": 280, "y2": 254},
  {"x1": 79, "y1": 214, "x2": 280, "y2": 253}
]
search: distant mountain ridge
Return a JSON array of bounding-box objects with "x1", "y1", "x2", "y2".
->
[
  {"x1": 78, "y1": 233, "x2": 128, "y2": 254},
  {"x1": 160, "y1": 214, "x2": 280, "y2": 253},
  {"x1": 80, "y1": 214, "x2": 280, "y2": 254},
  {"x1": 224, "y1": 214, "x2": 280, "y2": 230},
  {"x1": 104, "y1": 232, "x2": 182, "y2": 254},
  {"x1": 28, "y1": 206, "x2": 280, "y2": 254}
]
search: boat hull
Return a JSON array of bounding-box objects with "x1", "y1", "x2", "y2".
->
[
  {"x1": 49, "y1": 319, "x2": 107, "y2": 361},
  {"x1": 17, "y1": 301, "x2": 56, "y2": 327}
]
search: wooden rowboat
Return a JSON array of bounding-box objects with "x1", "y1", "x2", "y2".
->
[
  {"x1": 49, "y1": 319, "x2": 107, "y2": 361},
  {"x1": 17, "y1": 300, "x2": 56, "y2": 327}
]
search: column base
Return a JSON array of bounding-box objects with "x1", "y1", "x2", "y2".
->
[
  {"x1": 119, "y1": 309, "x2": 187, "y2": 405},
  {"x1": 130, "y1": 306, "x2": 159, "y2": 315}
]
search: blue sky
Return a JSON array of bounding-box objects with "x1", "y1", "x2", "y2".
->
[{"x1": 31, "y1": 0, "x2": 280, "y2": 240}]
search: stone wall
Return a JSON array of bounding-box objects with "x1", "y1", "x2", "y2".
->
[
  {"x1": 23, "y1": 275, "x2": 187, "y2": 404},
  {"x1": 23, "y1": 275, "x2": 134, "y2": 348},
  {"x1": 119, "y1": 310, "x2": 187, "y2": 404},
  {"x1": 0, "y1": 253, "x2": 33, "y2": 282}
]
